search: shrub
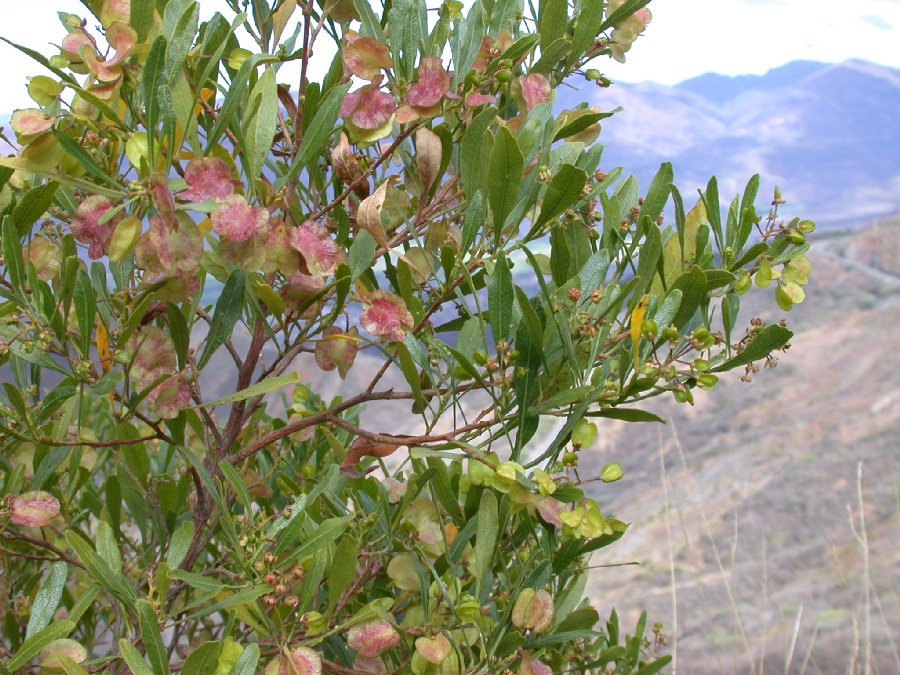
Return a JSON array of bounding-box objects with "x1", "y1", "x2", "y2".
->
[{"x1": 0, "y1": 0, "x2": 811, "y2": 672}]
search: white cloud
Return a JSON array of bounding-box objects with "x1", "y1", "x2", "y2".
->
[{"x1": 0, "y1": 0, "x2": 898, "y2": 113}]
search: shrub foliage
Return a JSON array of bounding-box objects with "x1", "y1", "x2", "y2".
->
[{"x1": 0, "y1": 0, "x2": 812, "y2": 672}]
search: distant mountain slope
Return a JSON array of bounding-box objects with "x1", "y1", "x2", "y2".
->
[{"x1": 563, "y1": 59, "x2": 900, "y2": 228}]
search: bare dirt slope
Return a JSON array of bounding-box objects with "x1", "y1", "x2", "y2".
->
[{"x1": 581, "y1": 220, "x2": 900, "y2": 674}]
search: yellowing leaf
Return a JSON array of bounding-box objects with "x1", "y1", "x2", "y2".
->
[
  {"x1": 630, "y1": 294, "x2": 649, "y2": 372},
  {"x1": 96, "y1": 320, "x2": 111, "y2": 373},
  {"x1": 356, "y1": 176, "x2": 399, "y2": 247}
]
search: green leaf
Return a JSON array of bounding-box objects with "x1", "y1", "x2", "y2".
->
[
  {"x1": 282, "y1": 516, "x2": 350, "y2": 566},
  {"x1": 137, "y1": 600, "x2": 170, "y2": 675},
  {"x1": 13, "y1": 182, "x2": 58, "y2": 233},
  {"x1": 387, "y1": 0, "x2": 426, "y2": 79},
  {"x1": 25, "y1": 561, "x2": 68, "y2": 639},
  {"x1": 131, "y1": 0, "x2": 157, "y2": 41},
  {"x1": 166, "y1": 569, "x2": 225, "y2": 593},
  {"x1": 96, "y1": 520, "x2": 122, "y2": 575},
  {"x1": 166, "y1": 520, "x2": 195, "y2": 569},
  {"x1": 570, "y1": 0, "x2": 603, "y2": 66},
  {"x1": 198, "y1": 269, "x2": 245, "y2": 369},
  {"x1": 52, "y1": 131, "x2": 121, "y2": 190},
  {"x1": 474, "y1": 489, "x2": 498, "y2": 602},
  {"x1": 461, "y1": 190, "x2": 485, "y2": 255},
  {"x1": 166, "y1": 1, "x2": 200, "y2": 82},
  {"x1": 487, "y1": 127, "x2": 523, "y2": 231},
  {"x1": 219, "y1": 460, "x2": 252, "y2": 515},
  {"x1": 229, "y1": 644, "x2": 259, "y2": 675},
  {"x1": 713, "y1": 325, "x2": 793, "y2": 372},
  {"x1": 283, "y1": 82, "x2": 351, "y2": 186},
  {"x1": 64, "y1": 531, "x2": 138, "y2": 607},
  {"x1": 143, "y1": 35, "x2": 168, "y2": 148},
  {"x1": 180, "y1": 641, "x2": 220, "y2": 675},
  {"x1": 461, "y1": 108, "x2": 496, "y2": 198},
  {"x1": 635, "y1": 656, "x2": 674, "y2": 675},
  {"x1": 586, "y1": 408, "x2": 666, "y2": 423},
  {"x1": 119, "y1": 638, "x2": 154, "y2": 675},
  {"x1": 244, "y1": 67, "x2": 278, "y2": 182},
  {"x1": 641, "y1": 162, "x2": 673, "y2": 224},
  {"x1": 539, "y1": 0, "x2": 569, "y2": 51},
  {"x1": 1, "y1": 218, "x2": 24, "y2": 293},
  {"x1": 197, "y1": 373, "x2": 300, "y2": 411},
  {"x1": 73, "y1": 270, "x2": 95, "y2": 358},
  {"x1": 488, "y1": 252, "x2": 513, "y2": 346},
  {"x1": 7, "y1": 620, "x2": 75, "y2": 671},
  {"x1": 534, "y1": 165, "x2": 588, "y2": 231},
  {"x1": 669, "y1": 266, "x2": 707, "y2": 329},
  {"x1": 395, "y1": 342, "x2": 427, "y2": 414},
  {"x1": 328, "y1": 536, "x2": 358, "y2": 610},
  {"x1": 348, "y1": 229, "x2": 376, "y2": 280}
]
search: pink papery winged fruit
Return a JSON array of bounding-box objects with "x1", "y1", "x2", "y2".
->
[{"x1": 360, "y1": 291, "x2": 414, "y2": 342}]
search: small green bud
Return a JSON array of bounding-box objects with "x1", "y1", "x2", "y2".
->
[
  {"x1": 641, "y1": 319, "x2": 658, "y2": 338},
  {"x1": 798, "y1": 219, "x2": 816, "y2": 233},
  {"x1": 692, "y1": 358, "x2": 710, "y2": 372},
  {"x1": 661, "y1": 325, "x2": 679, "y2": 341},
  {"x1": 585, "y1": 68, "x2": 601, "y2": 80},
  {"x1": 472, "y1": 349, "x2": 488, "y2": 366},
  {"x1": 787, "y1": 230, "x2": 805, "y2": 245},
  {"x1": 496, "y1": 68, "x2": 512, "y2": 83},
  {"x1": 735, "y1": 271, "x2": 752, "y2": 295},
  {"x1": 562, "y1": 451, "x2": 579, "y2": 466}
]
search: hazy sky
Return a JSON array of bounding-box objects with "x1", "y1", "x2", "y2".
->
[{"x1": 0, "y1": 0, "x2": 898, "y2": 111}]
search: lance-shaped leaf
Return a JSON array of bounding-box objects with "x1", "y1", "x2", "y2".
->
[
  {"x1": 198, "y1": 269, "x2": 246, "y2": 369},
  {"x1": 488, "y1": 127, "x2": 523, "y2": 229}
]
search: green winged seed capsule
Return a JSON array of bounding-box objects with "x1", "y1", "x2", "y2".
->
[
  {"x1": 570, "y1": 419, "x2": 598, "y2": 449},
  {"x1": 601, "y1": 463, "x2": 624, "y2": 483}
]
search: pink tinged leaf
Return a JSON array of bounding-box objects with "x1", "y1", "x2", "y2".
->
[
  {"x1": 342, "y1": 33, "x2": 393, "y2": 80},
  {"x1": 347, "y1": 619, "x2": 401, "y2": 657},
  {"x1": 9, "y1": 491, "x2": 60, "y2": 527},
  {"x1": 212, "y1": 195, "x2": 270, "y2": 241},
  {"x1": 340, "y1": 82, "x2": 396, "y2": 130},
  {"x1": 10, "y1": 109, "x2": 55, "y2": 137},
  {"x1": 315, "y1": 326, "x2": 359, "y2": 379},
  {"x1": 360, "y1": 290, "x2": 413, "y2": 342},
  {"x1": 465, "y1": 93, "x2": 497, "y2": 106},
  {"x1": 71, "y1": 195, "x2": 118, "y2": 259},
  {"x1": 289, "y1": 220, "x2": 341, "y2": 277},
  {"x1": 146, "y1": 373, "x2": 191, "y2": 419},
  {"x1": 518, "y1": 73, "x2": 551, "y2": 111},
  {"x1": 128, "y1": 326, "x2": 177, "y2": 388},
  {"x1": 406, "y1": 56, "x2": 451, "y2": 109},
  {"x1": 181, "y1": 157, "x2": 236, "y2": 202},
  {"x1": 535, "y1": 497, "x2": 564, "y2": 528}
]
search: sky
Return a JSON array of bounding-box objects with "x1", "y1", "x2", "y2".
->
[{"x1": 0, "y1": 0, "x2": 898, "y2": 112}]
